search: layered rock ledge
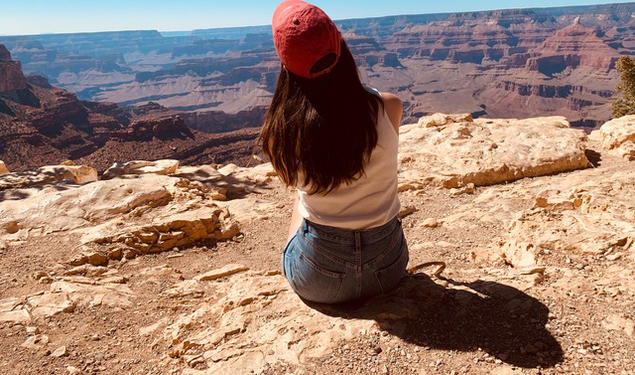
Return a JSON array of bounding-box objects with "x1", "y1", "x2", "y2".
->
[{"x1": 398, "y1": 114, "x2": 591, "y2": 190}]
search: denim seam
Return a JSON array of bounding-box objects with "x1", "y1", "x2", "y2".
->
[
  {"x1": 281, "y1": 233, "x2": 297, "y2": 278},
  {"x1": 355, "y1": 231, "x2": 362, "y2": 298}
]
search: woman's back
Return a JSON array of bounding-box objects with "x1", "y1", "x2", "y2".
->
[{"x1": 297, "y1": 90, "x2": 400, "y2": 229}]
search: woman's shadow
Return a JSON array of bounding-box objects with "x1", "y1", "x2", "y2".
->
[{"x1": 307, "y1": 273, "x2": 564, "y2": 369}]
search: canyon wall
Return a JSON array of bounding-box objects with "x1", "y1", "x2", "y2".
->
[
  {"x1": 1, "y1": 4, "x2": 634, "y2": 132},
  {"x1": 0, "y1": 46, "x2": 259, "y2": 172}
]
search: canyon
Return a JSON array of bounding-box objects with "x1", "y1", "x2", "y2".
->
[
  {"x1": 1, "y1": 3, "x2": 633, "y2": 134},
  {"x1": 0, "y1": 45, "x2": 260, "y2": 172}
]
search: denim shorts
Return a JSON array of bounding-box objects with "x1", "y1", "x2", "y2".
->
[{"x1": 282, "y1": 216, "x2": 409, "y2": 304}]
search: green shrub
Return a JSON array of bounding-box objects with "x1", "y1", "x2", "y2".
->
[{"x1": 612, "y1": 55, "x2": 635, "y2": 118}]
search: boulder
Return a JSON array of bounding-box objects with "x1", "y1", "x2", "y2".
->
[
  {"x1": 0, "y1": 172, "x2": 240, "y2": 259},
  {"x1": 399, "y1": 115, "x2": 591, "y2": 190},
  {"x1": 102, "y1": 159, "x2": 180, "y2": 179},
  {"x1": 87, "y1": 206, "x2": 240, "y2": 255},
  {"x1": 591, "y1": 115, "x2": 635, "y2": 161}
]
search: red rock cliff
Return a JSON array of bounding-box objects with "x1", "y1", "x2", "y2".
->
[{"x1": 0, "y1": 45, "x2": 27, "y2": 93}]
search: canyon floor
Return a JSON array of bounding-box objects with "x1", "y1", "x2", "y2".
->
[{"x1": 0, "y1": 114, "x2": 633, "y2": 375}]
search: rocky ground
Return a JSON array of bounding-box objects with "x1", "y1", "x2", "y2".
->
[{"x1": 0, "y1": 114, "x2": 633, "y2": 375}]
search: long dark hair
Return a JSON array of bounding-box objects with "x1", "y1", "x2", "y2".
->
[{"x1": 259, "y1": 39, "x2": 382, "y2": 194}]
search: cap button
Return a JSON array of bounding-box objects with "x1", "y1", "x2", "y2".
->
[{"x1": 292, "y1": 17, "x2": 301, "y2": 25}]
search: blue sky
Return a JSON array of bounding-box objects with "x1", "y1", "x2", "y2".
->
[{"x1": 2, "y1": 0, "x2": 633, "y2": 36}]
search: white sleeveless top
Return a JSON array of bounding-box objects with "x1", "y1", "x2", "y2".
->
[{"x1": 297, "y1": 88, "x2": 401, "y2": 230}]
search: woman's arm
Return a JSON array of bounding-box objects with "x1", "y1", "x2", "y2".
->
[
  {"x1": 288, "y1": 190, "x2": 303, "y2": 238},
  {"x1": 380, "y1": 92, "x2": 403, "y2": 134}
]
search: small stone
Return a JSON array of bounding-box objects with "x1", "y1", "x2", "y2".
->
[
  {"x1": 451, "y1": 183, "x2": 476, "y2": 196},
  {"x1": 73, "y1": 251, "x2": 108, "y2": 267},
  {"x1": 32, "y1": 271, "x2": 49, "y2": 280},
  {"x1": 26, "y1": 326, "x2": 40, "y2": 335},
  {"x1": 398, "y1": 206, "x2": 418, "y2": 219},
  {"x1": 195, "y1": 264, "x2": 249, "y2": 281},
  {"x1": 108, "y1": 248, "x2": 123, "y2": 260},
  {"x1": 51, "y1": 346, "x2": 68, "y2": 358},
  {"x1": 123, "y1": 250, "x2": 137, "y2": 260},
  {"x1": 422, "y1": 218, "x2": 439, "y2": 228},
  {"x1": 606, "y1": 253, "x2": 622, "y2": 261},
  {"x1": 66, "y1": 366, "x2": 81, "y2": 375}
]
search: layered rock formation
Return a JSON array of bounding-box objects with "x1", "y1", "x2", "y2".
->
[
  {"x1": 0, "y1": 114, "x2": 633, "y2": 374},
  {"x1": 0, "y1": 45, "x2": 261, "y2": 172},
  {"x1": 0, "y1": 45, "x2": 27, "y2": 93}
]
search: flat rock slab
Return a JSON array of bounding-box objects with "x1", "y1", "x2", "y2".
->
[
  {"x1": 0, "y1": 174, "x2": 177, "y2": 239},
  {"x1": 165, "y1": 271, "x2": 377, "y2": 375},
  {"x1": 87, "y1": 206, "x2": 240, "y2": 255},
  {"x1": 102, "y1": 159, "x2": 180, "y2": 179},
  {"x1": 0, "y1": 272, "x2": 133, "y2": 324},
  {"x1": 0, "y1": 173, "x2": 239, "y2": 256},
  {"x1": 195, "y1": 264, "x2": 250, "y2": 281},
  {"x1": 398, "y1": 115, "x2": 591, "y2": 189},
  {"x1": 0, "y1": 297, "x2": 30, "y2": 323},
  {"x1": 0, "y1": 164, "x2": 97, "y2": 191},
  {"x1": 498, "y1": 166, "x2": 635, "y2": 266}
]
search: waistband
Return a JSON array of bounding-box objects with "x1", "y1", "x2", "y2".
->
[{"x1": 302, "y1": 216, "x2": 400, "y2": 245}]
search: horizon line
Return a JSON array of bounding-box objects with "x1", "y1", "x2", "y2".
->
[{"x1": 0, "y1": 1, "x2": 632, "y2": 37}]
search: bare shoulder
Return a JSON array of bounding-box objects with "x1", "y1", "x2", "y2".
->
[{"x1": 379, "y1": 92, "x2": 403, "y2": 133}]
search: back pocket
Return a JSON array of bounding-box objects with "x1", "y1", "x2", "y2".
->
[
  {"x1": 291, "y1": 252, "x2": 345, "y2": 304},
  {"x1": 375, "y1": 241, "x2": 409, "y2": 294}
]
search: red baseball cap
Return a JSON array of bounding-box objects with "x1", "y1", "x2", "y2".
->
[{"x1": 272, "y1": 0, "x2": 341, "y2": 79}]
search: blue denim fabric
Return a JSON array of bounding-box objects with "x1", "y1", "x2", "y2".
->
[{"x1": 282, "y1": 216, "x2": 409, "y2": 304}]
